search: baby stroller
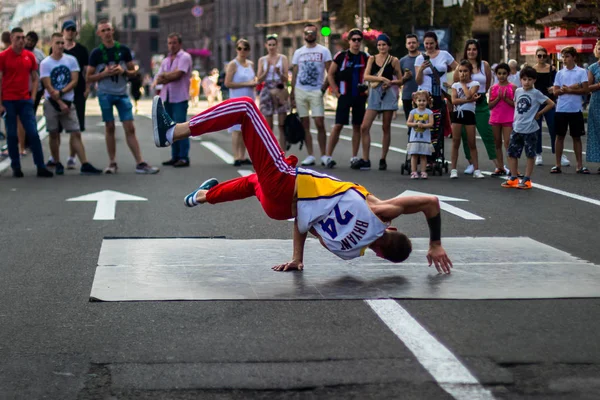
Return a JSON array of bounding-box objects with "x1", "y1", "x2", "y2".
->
[{"x1": 400, "y1": 100, "x2": 449, "y2": 176}]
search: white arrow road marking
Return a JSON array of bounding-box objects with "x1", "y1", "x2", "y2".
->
[
  {"x1": 67, "y1": 190, "x2": 147, "y2": 220},
  {"x1": 398, "y1": 190, "x2": 484, "y2": 220}
]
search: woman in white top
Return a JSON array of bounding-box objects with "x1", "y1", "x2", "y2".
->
[
  {"x1": 225, "y1": 38, "x2": 257, "y2": 166},
  {"x1": 453, "y1": 39, "x2": 501, "y2": 174},
  {"x1": 414, "y1": 32, "x2": 457, "y2": 152},
  {"x1": 257, "y1": 34, "x2": 289, "y2": 148},
  {"x1": 415, "y1": 32, "x2": 458, "y2": 109}
]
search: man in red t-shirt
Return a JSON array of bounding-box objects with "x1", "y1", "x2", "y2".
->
[{"x1": 0, "y1": 27, "x2": 52, "y2": 177}]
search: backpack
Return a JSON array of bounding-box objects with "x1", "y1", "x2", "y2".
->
[{"x1": 283, "y1": 112, "x2": 305, "y2": 151}]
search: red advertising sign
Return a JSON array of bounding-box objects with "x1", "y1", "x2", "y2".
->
[{"x1": 545, "y1": 24, "x2": 598, "y2": 38}]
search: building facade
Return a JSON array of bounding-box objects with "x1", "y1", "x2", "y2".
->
[
  {"x1": 154, "y1": 0, "x2": 215, "y2": 74},
  {"x1": 213, "y1": 0, "x2": 267, "y2": 70},
  {"x1": 9, "y1": 0, "x2": 159, "y2": 73}
]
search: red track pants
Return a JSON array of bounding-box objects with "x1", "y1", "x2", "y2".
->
[{"x1": 188, "y1": 97, "x2": 297, "y2": 220}]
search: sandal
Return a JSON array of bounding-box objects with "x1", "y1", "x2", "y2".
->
[
  {"x1": 410, "y1": 172, "x2": 419, "y2": 179},
  {"x1": 491, "y1": 168, "x2": 506, "y2": 176},
  {"x1": 420, "y1": 172, "x2": 428, "y2": 179},
  {"x1": 550, "y1": 166, "x2": 562, "y2": 174},
  {"x1": 576, "y1": 167, "x2": 590, "y2": 174}
]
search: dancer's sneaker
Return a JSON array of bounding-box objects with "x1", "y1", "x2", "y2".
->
[
  {"x1": 185, "y1": 178, "x2": 219, "y2": 208},
  {"x1": 152, "y1": 96, "x2": 175, "y2": 147}
]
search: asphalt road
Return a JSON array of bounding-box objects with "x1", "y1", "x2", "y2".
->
[{"x1": 1, "y1": 98, "x2": 599, "y2": 399}]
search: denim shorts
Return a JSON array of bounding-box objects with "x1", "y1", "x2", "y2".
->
[
  {"x1": 97, "y1": 93, "x2": 134, "y2": 122},
  {"x1": 367, "y1": 85, "x2": 398, "y2": 111}
]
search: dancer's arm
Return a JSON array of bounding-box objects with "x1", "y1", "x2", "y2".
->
[{"x1": 271, "y1": 218, "x2": 307, "y2": 272}]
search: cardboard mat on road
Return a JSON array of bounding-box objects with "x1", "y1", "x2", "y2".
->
[{"x1": 90, "y1": 237, "x2": 600, "y2": 301}]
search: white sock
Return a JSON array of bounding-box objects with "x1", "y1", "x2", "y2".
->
[
  {"x1": 166, "y1": 126, "x2": 175, "y2": 144},
  {"x1": 67, "y1": 156, "x2": 76, "y2": 162},
  {"x1": 48, "y1": 156, "x2": 55, "y2": 162}
]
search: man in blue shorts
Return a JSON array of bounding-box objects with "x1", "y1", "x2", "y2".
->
[{"x1": 87, "y1": 19, "x2": 158, "y2": 174}]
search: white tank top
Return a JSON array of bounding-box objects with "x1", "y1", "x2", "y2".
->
[
  {"x1": 471, "y1": 61, "x2": 487, "y2": 93},
  {"x1": 295, "y1": 168, "x2": 388, "y2": 260},
  {"x1": 229, "y1": 59, "x2": 256, "y2": 99},
  {"x1": 263, "y1": 56, "x2": 283, "y2": 82}
]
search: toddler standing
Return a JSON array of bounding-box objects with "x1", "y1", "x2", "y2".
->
[
  {"x1": 489, "y1": 62, "x2": 517, "y2": 176},
  {"x1": 406, "y1": 90, "x2": 435, "y2": 179}
]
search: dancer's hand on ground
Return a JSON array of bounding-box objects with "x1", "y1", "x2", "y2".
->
[
  {"x1": 427, "y1": 244, "x2": 453, "y2": 274},
  {"x1": 272, "y1": 260, "x2": 304, "y2": 272}
]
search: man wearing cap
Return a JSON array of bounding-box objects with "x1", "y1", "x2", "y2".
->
[{"x1": 47, "y1": 20, "x2": 92, "y2": 170}]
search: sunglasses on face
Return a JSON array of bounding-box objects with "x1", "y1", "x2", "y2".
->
[
  {"x1": 350, "y1": 37, "x2": 362, "y2": 42},
  {"x1": 537, "y1": 54, "x2": 546, "y2": 58},
  {"x1": 237, "y1": 47, "x2": 249, "y2": 51},
  {"x1": 304, "y1": 31, "x2": 316, "y2": 35}
]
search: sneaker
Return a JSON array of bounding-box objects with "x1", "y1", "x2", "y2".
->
[
  {"x1": 410, "y1": 172, "x2": 419, "y2": 179},
  {"x1": 349, "y1": 156, "x2": 359, "y2": 165},
  {"x1": 46, "y1": 158, "x2": 57, "y2": 168},
  {"x1": 36, "y1": 167, "x2": 53, "y2": 178},
  {"x1": 184, "y1": 178, "x2": 219, "y2": 207},
  {"x1": 80, "y1": 162, "x2": 102, "y2": 175},
  {"x1": 104, "y1": 163, "x2": 118, "y2": 174},
  {"x1": 379, "y1": 159, "x2": 387, "y2": 171},
  {"x1": 560, "y1": 154, "x2": 570, "y2": 167},
  {"x1": 535, "y1": 154, "x2": 543, "y2": 166},
  {"x1": 464, "y1": 164, "x2": 475, "y2": 175},
  {"x1": 66, "y1": 157, "x2": 77, "y2": 170},
  {"x1": 420, "y1": 172, "x2": 428, "y2": 179},
  {"x1": 350, "y1": 158, "x2": 371, "y2": 170},
  {"x1": 233, "y1": 160, "x2": 243, "y2": 167},
  {"x1": 241, "y1": 158, "x2": 252, "y2": 165},
  {"x1": 501, "y1": 177, "x2": 519, "y2": 188},
  {"x1": 173, "y1": 159, "x2": 190, "y2": 168},
  {"x1": 136, "y1": 162, "x2": 160, "y2": 174},
  {"x1": 326, "y1": 159, "x2": 337, "y2": 169},
  {"x1": 55, "y1": 162, "x2": 64, "y2": 175},
  {"x1": 301, "y1": 155, "x2": 316, "y2": 166},
  {"x1": 320, "y1": 155, "x2": 330, "y2": 166},
  {"x1": 473, "y1": 169, "x2": 485, "y2": 179},
  {"x1": 152, "y1": 96, "x2": 175, "y2": 147},
  {"x1": 162, "y1": 158, "x2": 177, "y2": 166},
  {"x1": 13, "y1": 168, "x2": 24, "y2": 178},
  {"x1": 518, "y1": 180, "x2": 533, "y2": 190},
  {"x1": 450, "y1": 169, "x2": 458, "y2": 179}
]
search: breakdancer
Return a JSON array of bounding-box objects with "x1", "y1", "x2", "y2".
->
[{"x1": 152, "y1": 96, "x2": 452, "y2": 274}]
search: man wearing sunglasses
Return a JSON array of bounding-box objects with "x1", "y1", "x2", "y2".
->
[
  {"x1": 46, "y1": 20, "x2": 92, "y2": 170},
  {"x1": 323, "y1": 29, "x2": 369, "y2": 169},
  {"x1": 290, "y1": 23, "x2": 332, "y2": 166}
]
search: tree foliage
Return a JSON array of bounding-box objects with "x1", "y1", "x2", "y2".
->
[
  {"x1": 330, "y1": 0, "x2": 474, "y2": 57},
  {"x1": 79, "y1": 23, "x2": 98, "y2": 53},
  {"x1": 478, "y1": 0, "x2": 565, "y2": 27}
]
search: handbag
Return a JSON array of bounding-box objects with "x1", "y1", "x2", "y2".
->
[
  {"x1": 283, "y1": 110, "x2": 305, "y2": 150},
  {"x1": 369, "y1": 55, "x2": 392, "y2": 89},
  {"x1": 267, "y1": 56, "x2": 289, "y2": 107}
]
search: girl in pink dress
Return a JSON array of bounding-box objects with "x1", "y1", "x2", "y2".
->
[{"x1": 489, "y1": 63, "x2": 516, "y2": 176}]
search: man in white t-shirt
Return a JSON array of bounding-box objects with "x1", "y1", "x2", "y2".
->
[
  {"x1": 40, "y1": 33, "x2": 101, "y2": 175},
  {"x1": 290, "y1": 23, "x2": 332, "y2": 166},
  {"x1": 552, "y1": 46, "x2": 589, "y2": 174}
]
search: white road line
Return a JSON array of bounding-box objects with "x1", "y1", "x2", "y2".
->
[
  {"x1": 0, "y1": 117, "x2": 46, "y2": 174},
  {"x1": 482, "y1": 171, "x2": 600, "y2": 207},
  {"x1": 366, "y1": 299, "x2": 496, "y2": 400},
  {"x1": 200, "y1": 142, "x2": 235, "y2": 164}
]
